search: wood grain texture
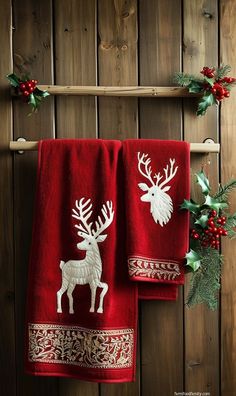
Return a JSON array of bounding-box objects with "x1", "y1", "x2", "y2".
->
[
  {"x1": 139, "y1": 0, "x2": 182, "y2": 139},
  {"x1": 54, "y1": 0, "x2": 97, "y2": 138},
  {"x1": 54, "y1": 1, "x2": 98, "y2": 394},
  {"x1": 139, "y1": 1, "x2": 184, "y2": 395},
  {"x1": 13, "y1": 1, "x2": 56, "y2": 395},
  {"x1": 220, "y1": 1, "x2": 236, "y2": 395},
  {"x1": 98, "y1": 0, "x2": 138, "y2": 139},
  {"x1": 98, "y1": 0, "x2": 139, "y2": 395},
  {"x1": 183, "y1": 1, "x2": 219, "y2": 395},
  {"x1": 0, "y1": 1, "x2": 16, "y2": 395}
]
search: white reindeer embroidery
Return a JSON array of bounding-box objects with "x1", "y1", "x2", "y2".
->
[
  {"x1": 57, "y1": 198, "x2": 114, "y2": 314},
  {"x1": 137, "y1": 152, "x2": 178, "y2": 226}
]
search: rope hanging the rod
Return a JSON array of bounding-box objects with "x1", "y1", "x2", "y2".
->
[
  {"x1": 34, "y1": 85, "x2": 199, "y2": 97},
  {"x1": 9, "y1": 141, "x2": 220, "y2": 153}
]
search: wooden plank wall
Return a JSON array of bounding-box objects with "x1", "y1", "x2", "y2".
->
[{"x1": 0, "y1": 0, "x2": 236, "y2": 395}]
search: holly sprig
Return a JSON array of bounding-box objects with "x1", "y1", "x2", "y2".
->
[
  {"x1": 7, "y1": 73, "x2": 50, "y2": 114},
  {"x1": 174, "y1": 65, "x2": 236, "y2": 116},
  {"x1": 181, "y1": 171, "x2": 236, "y2": 309}
]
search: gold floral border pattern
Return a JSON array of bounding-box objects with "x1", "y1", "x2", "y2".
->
[{"x1": 28, "y1": 323, "x2": 134, "y2": 369}]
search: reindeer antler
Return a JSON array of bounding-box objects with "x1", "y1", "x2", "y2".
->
[
  {"x1": 137, "y1": 152, "x2": 157, "y2": 186},
  {"x1": 72, "y1": 198, "x2": 93, "y2": 235},
  {"x1": 158, "y1": 159, "x2": 178, "y2": 189},
  {"x1": 92, "y1": 201, "x2": 114, "y2": 238}
]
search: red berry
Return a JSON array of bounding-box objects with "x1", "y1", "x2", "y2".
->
[
  {"x1": 217, "y1": 218, "x2": 222, "y2": 224},
  {"x1": 211, "y1": 210, "x2": 217, "y2": 217},
  {"x1": 208, "y1": 219, "x2": 215, "y2": 227},
  {"x1": 19, "y1": 82, "x2": 26, "y2": 91},
  {"x1": 29, "y1": 86, "x2": 34, "y2": 93},
  {"x1": 224, "y1": 91, "x2": 230, "y2": 98},
  {"x1": 23, "y1": 90, "x2": 30, "y2": 97},
  {"x1": 221, "y1": 216, "x2": 226, "y2": 221},
  {"x1": 222, "y1": 230, "x2": 228, "y2": 236},
  {"x1": 193, "y1": 233, "x2": 200, "y2": 240},
  {"x1": 26, "y1": 81, "x2": 32, "y2": 89}
]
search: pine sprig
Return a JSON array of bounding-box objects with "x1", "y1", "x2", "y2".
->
[
  {"x1": 215, "y1": 64, "x2": 231, "y2": 79},
  {"x1": 174, "y1": 72, "x2": 202, "y2": 87},
  {"x1": 214, "y1": 179, "x2": 236, "y2": 202},
  {"x1": 186, "y1": 248, "x2": 222, "y2": 310}
]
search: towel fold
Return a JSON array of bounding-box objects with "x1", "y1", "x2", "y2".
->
[
  {"x1": 25, "y1": 139, "x2": 138, "y2": 383},
  {"x1": 123, "y1": 139, "x2": 190, "y2": 286}
]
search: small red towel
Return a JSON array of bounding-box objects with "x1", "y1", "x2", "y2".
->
[
  {"x1": 25, "y1": 139, "x2": 138, "y2": 383},
  {"x1": 123, "y1": 139, "x2": 190, "y2": 287}
]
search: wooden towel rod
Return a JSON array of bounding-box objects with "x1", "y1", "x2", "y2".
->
[
  {"x1": 35, "y1": 85, "x2": 199, "y2": 97},
  {"x1": 9, "y1": 141, "x2": 220, "y2": 153}
]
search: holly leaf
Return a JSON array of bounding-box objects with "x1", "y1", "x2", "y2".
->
[
  {"x1": 204, "y1": 195, "x2": 228, "y2": 212},
  {"x1": 29, "y1": 93, "x2": 37, "y2": 109},
  {"x1": 197, "y1": 93, "x2": 216, "y2": 116},
  {"x1": 34, "y1": 87, "x2": 50, "y2": 97},
  {"x1": 188, "y1": 81, "x2": 203, "y2": 93},
  {"x1": 195, "y1": 214, "x2": 209, "y2": 228},
  {"x1": 6, "y1": 73, "x2": 20, "y2": 87},
  {"x1": 196, "y1": 170, "x2": 211, "y2": 195},
  {"x1": 180, "y1": 199, "x2": 201, "y2": 214},
  {"x1": 204, "y1": 77, "x2": 214, "y2": 87},
  {"x1": 185, "y1": 249, "x2": 202, "y2": 272}
]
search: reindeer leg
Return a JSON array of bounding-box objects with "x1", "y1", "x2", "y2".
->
[
  {"x1": 57, "y1": 279, "x2": 69, "y2": 313},
  {"x1": 67, "y1": 283, "x2": 76, "y2": 314},
  {"x1": 89, "y1": 282, "x2": 97, "y2": 313},
  {"x1": 97, "y1": 282, "x2": 108, "y2": 313}
]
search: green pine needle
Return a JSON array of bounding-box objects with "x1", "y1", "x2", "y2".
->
[
  {"x1": 214, "y1": 179, "x2": 236, "y2": 202},
  {"x1": 174, "y1": 72, "x2": 200, "y2": 87},
  {"x1": 186, "y1": 247, "x2": 223, "y2": 310},
  {"x1": 215, "y1": 64, "x2": 231, "y2": 79}
]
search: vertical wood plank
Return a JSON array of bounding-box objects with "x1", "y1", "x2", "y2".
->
[
  {"x1": 220, "y1": 1, "x2": 236, "y2": 394},
  {"x1": 54, "y1": 1, "x2": 99, "y2": 395},
  {"x1": 98, "y1": 0, "x2": 139, "y2": 395},
  {"x1": 139, "y1": 1, "x2": 184, "y2": 395},
  {"x1": 0, "y1": 1, "x2": 16, "y2": 395},
  {"x1": 54, "y1": 0, "x2": 97, "y2": 138},
  {"x1": 139, "y1": 0, "x2": 182, "y2": 139},
  {"x1": 183, "y1": 1, "x2": 219, "y2": 395},
  {"x1": 98, "y1": 0, "x2": 138, "y2": 139},
  {"x1": 13, "y1": 1, "x2": 56, "y2": 395}
]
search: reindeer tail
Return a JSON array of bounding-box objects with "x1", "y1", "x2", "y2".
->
[{"x1": 59, "y1": 260, "x2": 65, "y2": 270}]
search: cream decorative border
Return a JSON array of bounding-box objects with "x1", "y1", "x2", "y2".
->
[
  {"x1": 128, "y1": 256, "x2": 181, "y2": 280},
  {"x1": 28, "y1": 323, "x2": 134, "y2": 369}
]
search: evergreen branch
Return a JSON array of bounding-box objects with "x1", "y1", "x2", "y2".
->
[
  {"x1": 224, "y1": 213, "x2": 236, "y2": 238},
  {"x1": 186, "y1": 247, "x2": 223, "y2": 310},
  {"x1": 216, "y1": 64, "x2": 231, "y2": 79},
  {"x1": 174, "y1": 72, "x2": 203, "y2": 87},
  {"x1": 214, "y1": 179, "x2": 236, "y2": 201}
]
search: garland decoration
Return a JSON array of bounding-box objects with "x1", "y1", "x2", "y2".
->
[
  {"x1": 6, "y1": 73, "x2": 50, "y2": 114},
  {"x1": 181, "y1": 172, "x2": 236, "y2": 310},
  {"x1": 175, "y1": 65, "x2": 236, "y2": 116}
]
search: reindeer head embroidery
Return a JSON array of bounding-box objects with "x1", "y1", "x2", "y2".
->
[{"x1": 137, "y1": 152, "x2": 178, "y2": 226}]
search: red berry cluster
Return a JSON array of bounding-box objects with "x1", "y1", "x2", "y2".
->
[
  {"x1": 191, "y1": 210, "x2": 228, "y2": 250},
  {"x1": 211, "y1": 83, "x2": 230, "y2": 101},
  {"x1": 200, "y1": 66, "x2": 215, "y2": 78},
  {"x1": 200, "y1": 66, "x2": 236, "y2": 102},
  {"x1": 19, "y1": 79, "x2": 38, "y2": 97}
]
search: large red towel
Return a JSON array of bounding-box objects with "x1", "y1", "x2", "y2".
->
[
  {"x1": 25, "y1": 139, "x2": 138, "y2": 383},
  {"x1": 123, "y1": 139, "x2": 190, "y2": 286}
]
